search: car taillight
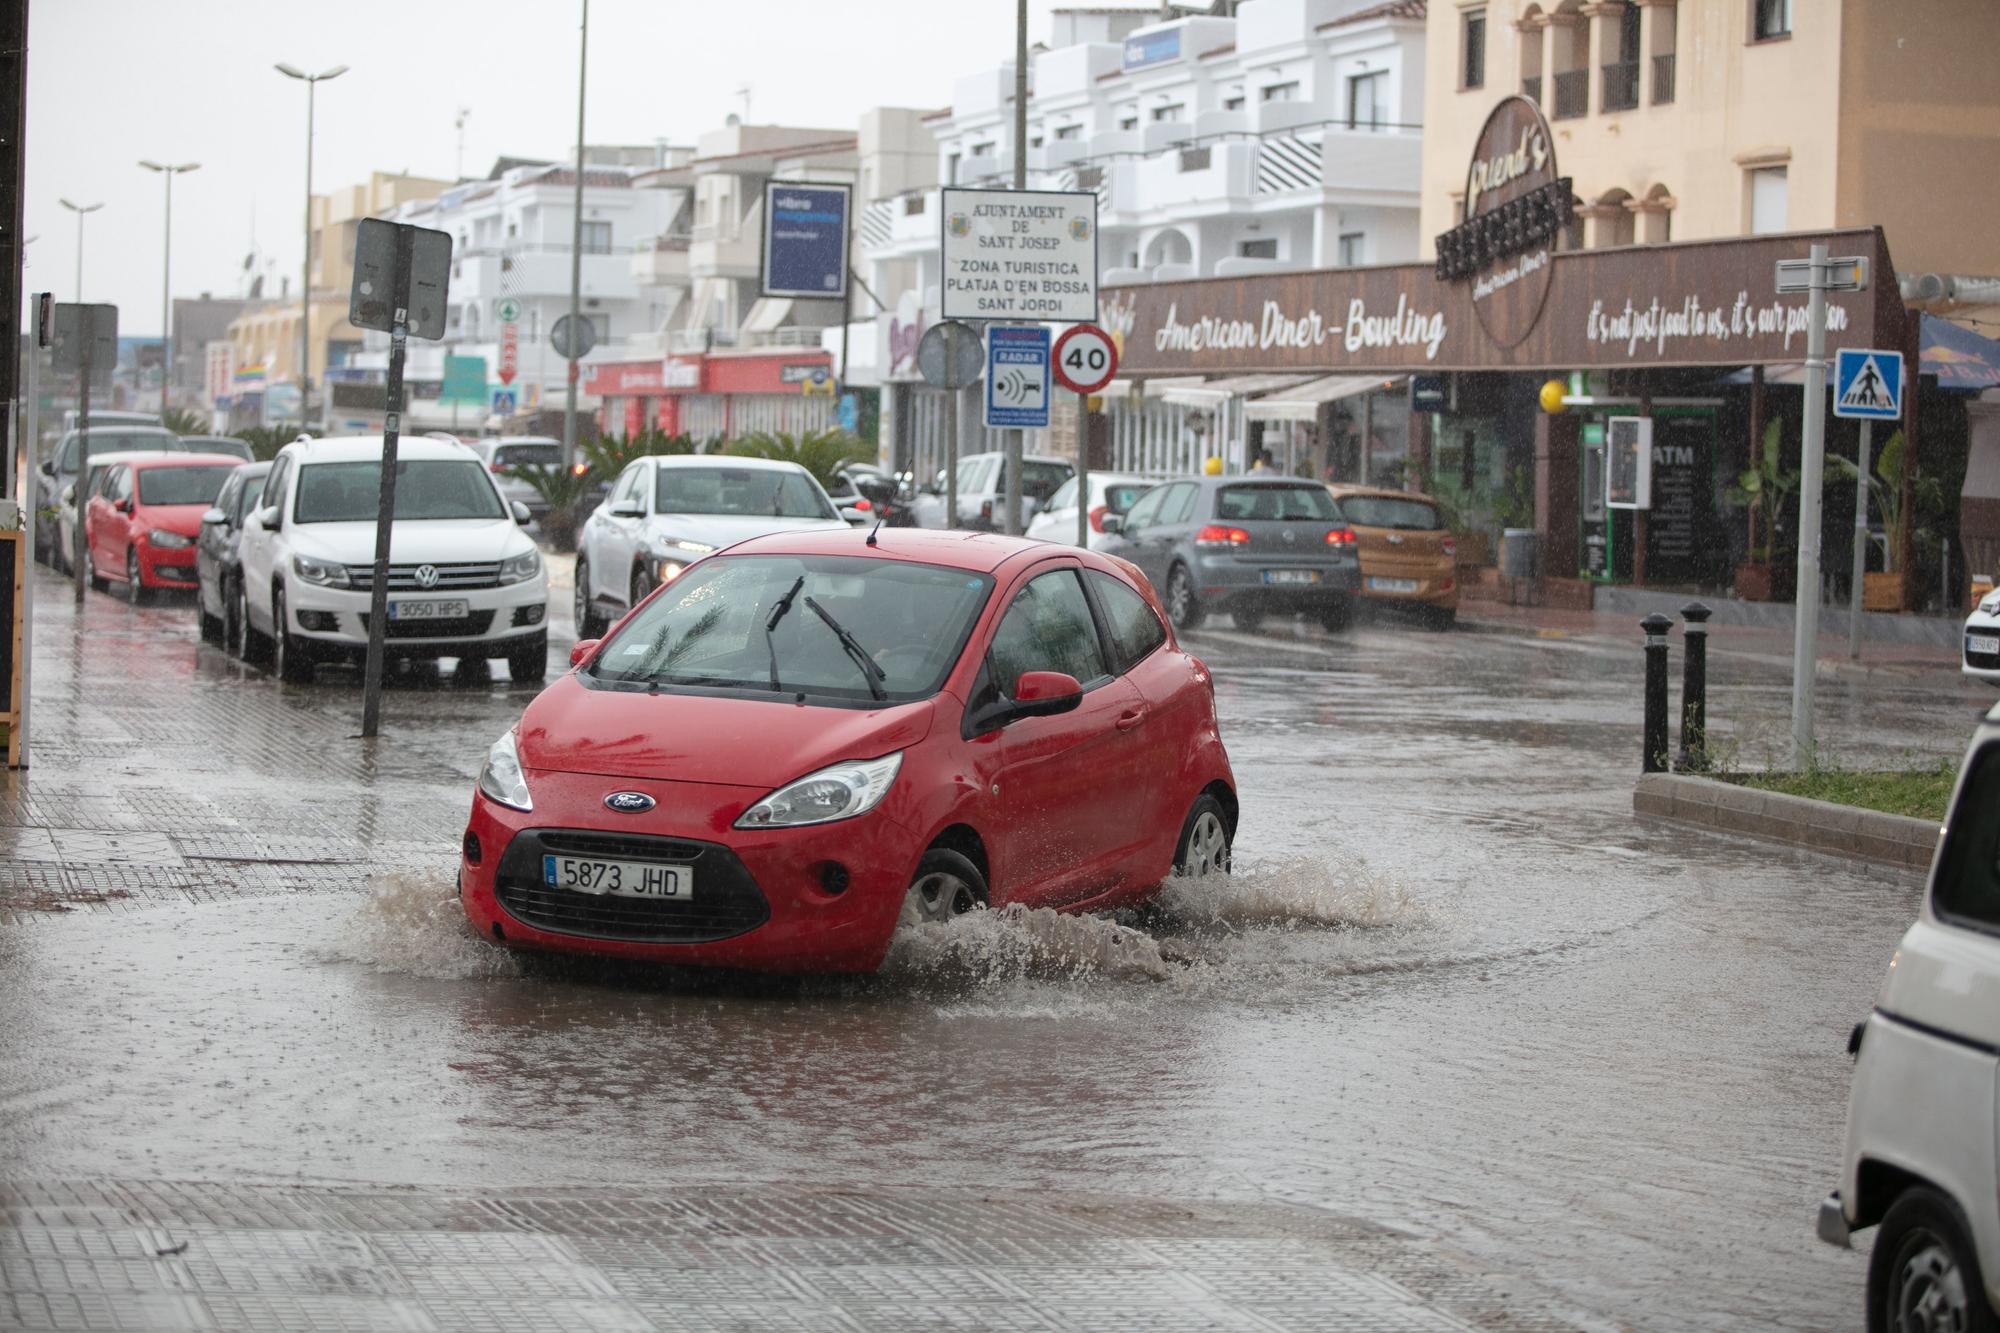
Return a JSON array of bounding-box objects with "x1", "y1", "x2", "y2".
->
[
  {"x1": 570, "y1": 462, "x2": 589, "y2": 477},
  {"x1": 980, "y1": 499, "x2": 993, "y2": 521},
  {"x1": 854, "y1": 498, "x2": 872, "y2": 511},
  {"x1": 1195, "y1": 525, "x2": 1250, "y2": 547},
  {"x1": 1326, "y1": 527, "x2": 1357, "y2": 547},
  {"x1": 489, "y1": 462, "x2": 507, "y2": 473},
  {"x1": 1441, "y1": 534, "x2": 1457, "y2": 557},
  {"x1": 1088, "y1": 504, "x2": 1109, "y2": 532}
]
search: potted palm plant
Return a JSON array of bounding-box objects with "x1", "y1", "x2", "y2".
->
[
  {"x1": 1827, "y1": 429, "x2": 1940, "y2": 613},
  {"x1": 1727, "y1": 420, "x2": 1798, "y2": 602}
]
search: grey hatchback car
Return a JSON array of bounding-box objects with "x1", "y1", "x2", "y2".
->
[{"x1": 1099, "y1": 476, "x2": 1361, "y2": 631}]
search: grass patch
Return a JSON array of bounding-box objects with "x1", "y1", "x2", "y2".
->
[{"x1": 1729, "y1": 759, "x2": 1957, "y2": 822}]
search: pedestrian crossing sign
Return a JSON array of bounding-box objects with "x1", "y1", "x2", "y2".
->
[{"x1": 1833, "y1": 348, "x2": 1903, "y2": 420}]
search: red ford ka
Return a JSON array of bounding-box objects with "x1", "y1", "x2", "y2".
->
[{"x1": 460, "y1": 527, "x2": 1236, "y2": 973}]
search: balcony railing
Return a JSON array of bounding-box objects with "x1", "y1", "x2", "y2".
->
[
  {"x1": 1552, "y1": 69, "x2": 1589, "y2": 120},
  {"x1": 1521, "y1": 75, "x2": 1542, "y2": 106},
  {"x1": 1601, "y1": 61, "x2": 1639, "y2": 113},
  {"x1": 1653, "y1": 52, "x2": 1676, "y2": 104}
]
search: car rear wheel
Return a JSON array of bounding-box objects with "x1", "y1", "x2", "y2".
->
[
  {"x1": 1230, "y1": 604, "x2": 1265, "y2": 632},
  {"x1": 1320, "y1": 597, "x2": 1354, "y2": 633},
  {"x1": 1172, "y1": 794, "x2": 1232, "y2": 879},
  {"x1": 271, "y1": 587, "x2": 312, "y2": 684},
  {"x1": 1868, "y1": 1187, "x2": 1998, "y2": 1333},
  {"x1": 1166, "y1": 563, "x2": 1204, "y2": 631},
  {"x1": 573, "y1": 556, "x2": 605, "y2": 638},
  {"x1": 125, "y1": 549, "x2": 147, "y2": 606},
  {"x1": 901, "y1": 848, "x2": 987, "y2": 926}
]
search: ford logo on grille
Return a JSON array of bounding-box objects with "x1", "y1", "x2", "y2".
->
[
  {"x1": 413, "y1": 564, "x2": 441, "y2": 589},
  {"x1": 603, "y1": 791, "x2": 655, "y2": 813}
]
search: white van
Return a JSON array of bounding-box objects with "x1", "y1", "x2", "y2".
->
[{"x1": 1820, "y1": 706, "x2": 2000, "y2": 1330}]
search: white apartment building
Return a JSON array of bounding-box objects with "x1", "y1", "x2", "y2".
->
[
  {"x1": 342, "y1": 152, "x2": 684, "y2": 433},
  {"x1": 861, "y1": 0, "x2": 1428, "y2": 480}
]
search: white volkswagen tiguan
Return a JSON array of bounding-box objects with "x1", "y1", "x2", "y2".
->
[{"x1": 236, "y1": 435, "x2": 549, "y2": 682}]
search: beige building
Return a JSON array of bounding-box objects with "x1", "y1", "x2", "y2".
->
[{"x1": 1418, "y1": 0, "x2": 2000, "y2": 280}]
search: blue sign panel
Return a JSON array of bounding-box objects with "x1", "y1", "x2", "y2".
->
[
  {"x1": 491, "y1": 387, "x2": 519, "y2": 416},
  {"x1": 984, "y1": 325, "x2": 1051, "y2": 429},
  {"x1": 762, "y1": 182, "x2": 851, "y2": 300},
  {"x1": 1123, "y1": 27, "x2": 1181, "y2": 71},
  {"x1": 1833, "y1": 347, "x2": 1903, "y2": 420}
]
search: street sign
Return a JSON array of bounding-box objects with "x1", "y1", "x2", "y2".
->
[
  {"x1": 491, "y1": 387, "x2": 519, "y2": 416},
  {"x1": 1605, "y1": 416, "x2": 1653, "y2": 510},
  {"x1": 917, "y1": 319, "x2": 984, "y2": 390},
  {"x1": 497, "y1": 324, "x2": 519, "y2": 386},
  {"x1": 1833, "y1": 347, "x2": 1904, "y2": 420},
  {"x1": 349, "y1": 218, "x2": 451, "y2": 339},
  {"x1": 941, "y1": 187, "x2": 1098, "y2": 323},
  {"x1": 441, "y1": 355, "x2": 488, "y2": 405},
  {"x1": 495, "y1": 297, "x2": 522, "y2": 323},
  {"x1": 1052, "y1": 323, "x2": 1118, "y2": 395},
  {"x1": 761, "y1": 181, "x2": 851, "y2": 300},
  {"x1": 984, "y1": 325, "x2": 1051, "y2": 429},
  {"x1": 1775, "y1": 255, "x2": 1869, "y2": 295},
  {"x1": 50, "y1": 303, "x2": 116, "y2": 389},
  {"x1": 550, "y1": 313, "x2": 597, "y2": 360}
]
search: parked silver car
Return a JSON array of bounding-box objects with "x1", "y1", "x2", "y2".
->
[{"x1": 470, "y1": 436, "x2": 563, "y2": 522}]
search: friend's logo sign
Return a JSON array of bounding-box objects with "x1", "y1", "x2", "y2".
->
[{"x1": 1436, "y1": 95, "x2": 1572, "y2": 350}]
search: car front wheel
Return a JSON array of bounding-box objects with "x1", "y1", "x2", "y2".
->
[
  {"x1": 125, "y1": 549, "x2": 147, "y2": 606},
  {"x1": 573, "y1": 556, "x2": 605, "y2": 638},
  {"x1": 271, "y1": 586, "x2": 312, "y2": 684},
  {"x1": 1868, "y1": 1187, "x2": 1998, "y2": 1333},
  {"x1": 900, "y1": 848, "x2": 987, "y2": 927},
  {"x1": 505, "y1": 632, "x2": 547, "y2": 683},
  {"x1": 1166, "y1": 564, "x2": 1204, "y2": 631}
]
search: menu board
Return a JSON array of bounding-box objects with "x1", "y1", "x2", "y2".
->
[{"x1": 1644, "y1": 415, "x2": 1711, "y2": 584}]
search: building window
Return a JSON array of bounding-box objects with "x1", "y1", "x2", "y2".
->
[
  {"x1": 581, "y1": 220, "x2": 613, "y2": 255},
  {"x1": 1261, "y1": 82, "x2": 1300, "y2": 102},
  {"x1": 947, "y1": 152, "x2": 961, "y2": 184},
  {"x1": 1748, "y1": 165, "x2": 1788, "y2": 234},
  {"x1": 1119, "y1": 115, "x2": 1139, "y2": 130},
  {"x1": 1054, "y1": 124, "x2": 1082, "y2": 140},
  {"x1": 1151, "y1": 103, "x2": 1186, "y2": 122},
  {"x1": 971, "y1": 141, "x2": 995, "y2": 158},
  {"x1": 1462, "y1": 9, "x2": 1487, "y2": 89},
  {"x1": 1347, "y1": 71, "x2": 1389, "y2": 130},
  {"x1": 1238, "y1": 238, "x2": 1278, "y2": 260},
  {"x1": 1337, "y1": 232, "x2": 1365, "y2": 266},
  {"x1": 1223, "y1": 93, "x2": 1245, "y2": 111},
  {"x1": 1753, "y1": 0, "x2": 1791, "y2": 40},
  {"x1": 1030, "y1": 135, "x2": 1044, "y2": 148}
]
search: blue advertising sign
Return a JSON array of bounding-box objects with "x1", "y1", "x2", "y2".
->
[
  {"x1": 1832, "y1": 347, "x2": 1903, "y2": 420},
  {"x1": 984, "y1": 325, "x2": 1051, "y2": 429},
  {"x1": 1123, "y1": 27, "x2": 1181, "y2": 71},
  {"x1": 762, "y1": 181, "x2": 851, "y2": 301}
]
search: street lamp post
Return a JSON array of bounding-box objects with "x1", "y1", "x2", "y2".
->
[
  {"x1": 563, "y1": 0, "x2": 589, "y2": 471},
  {"x1": 139, "y1": 161, "x2": 199, "y2": 418},
  {"x1": 275, "y1": 62, "x2": 348, "y2": 434},
  {"x1": 57, "y1": 197, "x2": 102, "y2": 302}
]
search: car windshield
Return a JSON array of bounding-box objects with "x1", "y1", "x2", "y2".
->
[
  {"x1": 58, "y1": 430, "x2": 177, "y2": 472},
  {"x1": 493, "y1": 442, "x2": 560, "y2": 469},
  {"x1": 1105, "y1": 483, "x2": 1153, "y2": 514},
  {"x1": 1338, "y1": 496, "x2": 1440, "y2": 530},
  {"x1": 1018, "y1": 462, "x2": 1072, "y2": 502},
  {"x1": 1215, "y1": 484, "x2": 1340, "y2": 521},
  {"x1": 187, "y1": 438, "x2": 254, "y2": 462},
  {"x1": 589, "y1": 554, "x2": 992, "y2": 706},
  {"x1": 655, "y1": 466, "x2": 836, "y2": 520},
  {"x1": 137, "y1": 466, "x2": 233, "y2": 507},
  {"x1": 294, "y1": 459, "x2": 506, "y2": 523}
]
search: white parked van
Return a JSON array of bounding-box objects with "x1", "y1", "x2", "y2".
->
[
  {"x1": 235, "y1": 435, "x2": 549, "y2": 682},
  {"x1": 1820, "y1": 707, "x2": 2000, "y2": 1331}
]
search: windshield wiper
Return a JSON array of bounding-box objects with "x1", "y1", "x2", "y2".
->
[
  {"x1": 764, "y1": 576, "x2": 806, "y2": 692},
  {"x1": 804, "y1": 595, "x2": 886, "y2": 701}
]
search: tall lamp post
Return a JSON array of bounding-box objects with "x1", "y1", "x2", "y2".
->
[
  {"x1": 275, "y1": 62, "x2": 348, "y2": 433},
  {"x1": 57, "y1": 198, "x2": 102, "y2": 302},
  {"x1": 139, "y1": 161, "x2": 199, "y2": 417},
  {"x1": 562, "y1": 0, "x2": 589, "y2": 471}
]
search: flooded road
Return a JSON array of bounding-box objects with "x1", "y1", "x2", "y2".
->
[{"x1": 2, "y1": 569, "x2": 1986, "y2": 1330}]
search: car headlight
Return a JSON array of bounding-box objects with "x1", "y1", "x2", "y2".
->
[
  {"x1": 734, "y1": 752, "x2": 902, "y2": 829},
  {"x1": 497, "y1": 548, "x2": 542, "y2": 585},
  {"x1": 1981, "y1": 593, "x2": 2000, "y2": 616},
  {"x1": 650, "y1": 536, "x2": 716, "y2": 559},
  {"x1": 292, "y1": 553, "x2": 351, "y2": 587},
  {"x1": 147, "y1": 529, "x2": 193, "y2": 549},
  {"x1": 477, "y1": 729, "x2": 533, "y2": 811}
]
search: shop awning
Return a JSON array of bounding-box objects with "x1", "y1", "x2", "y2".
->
[
  {"x1": 1154, "y1": 373, "x2": 1318, "y2": 408},
  {"x1": 1922, "y1": 313, "x2": 2000, "y2": 391},
  {"x1": 1243, "y1": 374, "x2": 1407, "y2": 422},
  {"x1": 740, "y1": 298, "x2": 794, "y2": 334}
]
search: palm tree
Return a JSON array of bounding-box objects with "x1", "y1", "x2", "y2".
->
[
  {"x1": 722, "y1": 429, "x2": 868, "y2": 490},
  {"x1": 511, "y1": 462, "x2": 598, "y2": 553}
]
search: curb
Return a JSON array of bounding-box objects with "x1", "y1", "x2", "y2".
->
[{"x1": 1633, "y1": 772, "x2": 1941, "y2": 869}]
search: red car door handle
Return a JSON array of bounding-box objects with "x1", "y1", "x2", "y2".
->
[{"x1": 1116, "y1": 707, "x2": 1147, "y2": 731}]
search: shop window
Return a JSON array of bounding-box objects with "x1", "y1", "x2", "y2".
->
[
  {"x1": 1753, "y1": 0, "x2": 1790, "y2": 41},
  {"x1": 1462, "y1": 9, "x2": 1487, "y2": 89},
  {"x1": 1347, "y1": 70, "x2": 1389, "y2": 130},
  {"x1": 1748, "y1": 166, "x2": 1788, "y2": 234},
  {"x1": 1261, "y1": 82, "x2": 1300, "y2": 102},
  {"x1": 1238, "y1": 238, "x2": 1278, "y2": 260},
  {"x1": 1337, "y1": 232, "x2": 1365, "y2": 266}
]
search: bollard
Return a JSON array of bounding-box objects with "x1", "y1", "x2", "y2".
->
[
  {"x1": 1677, "y1": 602, "x2": 1711, "y2": 771},
  {"x1": 1641, "y1": 612, "x2": 1674, "y2": 774}
]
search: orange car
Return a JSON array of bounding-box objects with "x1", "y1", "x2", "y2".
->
[{"x1": 1326, "y1": 485, "x2": 1458, "y2": 625}]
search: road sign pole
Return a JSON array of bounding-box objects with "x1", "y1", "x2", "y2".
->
[
  {"x1": 72, "y1": 329, "x2": 89, "y2": 606},
  {"x1": 20, "y1": 302, "x2": 41, "y2": 768},
  {"x1": 1850, "y1": 419, "x2": 1872, "y2": 660},
  {"x1": 360, "y1": 226, "x2": 414, "y2": 740},
  {"x1": 1790, "y1": 242, "x2": 1830, "y2": 768},
  {"x1": 944, "y1": 324, "x2": 959, "y2": 530},
  {"x1": 1076, "y1": 390, "x2": 1090, "y2": 548}
]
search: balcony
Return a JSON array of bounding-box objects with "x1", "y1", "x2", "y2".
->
[
  {"x1": 1601, "y1": 61, "x2": 1639, "y2": 113},
  {"x1": 1552, "y1": 69, "x2": 1588, "y2": 120},
  {"x1": 1653, "y1": 52, "x2": 1676, "y2": 104},
  {"x1": 1521, "y1": 75, "x2": 1542, "y2": 106},
  {"x1": 1320, "y1": 127, "x2": 1422, "y2": 199},
  {"x1": 690, "y1": 199, "x2": 761, "y2": 279},
  {"x1": 631, "y1": 235, "x2": 691, "y2": 287}
]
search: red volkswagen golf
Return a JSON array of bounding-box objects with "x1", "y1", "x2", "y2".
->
[
  {"x1": 460, "y1": 527, "x2": 1236, "y2": 973},
  {"x1": 84, "y1": 452, "x2": 244, "y2": 602}
]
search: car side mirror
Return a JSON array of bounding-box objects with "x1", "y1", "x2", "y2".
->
[
  {"x1": 839, "y1": 506, "x2": 868, "y2": 523},
  {"x1": 113, "y1": 498, "x2": 130, "y2": 514},
  {"x1": 610, "y1": 501, "x2": 644, "y2": 519},
  {"x1": 570, "y1": 638, "x2": 600, "y2": 667},
  {"x1": 1099, "y1": 513, "x2": 1124, "y2": 535},
  {"x1": 200, "y1": 507, "x2": 227, "y2": 526},
  {"x1": 257, "y1": 506, "x2": 280, "y2": 532},
  {"x1": 511, "y1": 500, "x2": 532, "y2": 525},
  {"x1": 1010, "y1": 670, "x2": 1083, "y2": 719},
  {"x1": 856, "y1": 477, "x2": 897, "y2": 504}
]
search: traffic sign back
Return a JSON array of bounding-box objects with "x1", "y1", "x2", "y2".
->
[
  {"x1": 918, "y1": 320, "x2": 984, "y2": 390},
  {"x1": 1833, "y1": 348, "x2": 1903, "y2": 420}
]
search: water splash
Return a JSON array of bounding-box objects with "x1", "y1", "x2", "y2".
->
[
  {"x1": 1153, "y1": 856, "x2": 1429, "y2": 933},
  {"x1": 881, "y1": 902, "x2": 1178, "y2": 986},
  {"x1": 327, "y1": 871, "x2": 521, "y2": 982}
]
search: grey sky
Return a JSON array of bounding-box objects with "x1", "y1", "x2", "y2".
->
[{"x1": 28, "y1": 0, "x2": 1080, "y2": 337}]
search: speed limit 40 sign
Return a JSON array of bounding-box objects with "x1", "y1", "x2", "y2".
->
[{"x1": 1052, "y1": 323, "x2": 1118, "y2": 395}]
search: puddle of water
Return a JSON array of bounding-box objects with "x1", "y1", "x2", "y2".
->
[{"x1": 326, "y1": 872, "x2": 521, "y2": 982}]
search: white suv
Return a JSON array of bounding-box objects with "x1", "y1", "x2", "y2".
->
[
  {"x1": 573, "y1": 454, "x2": 849, "y2": 637},
  {"x1": 236, "y1": 435, "x2": 549, "y2": 682},
  {"x1": 1821, "y1": 707, "x2": 2000, "y2": 1331}
]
